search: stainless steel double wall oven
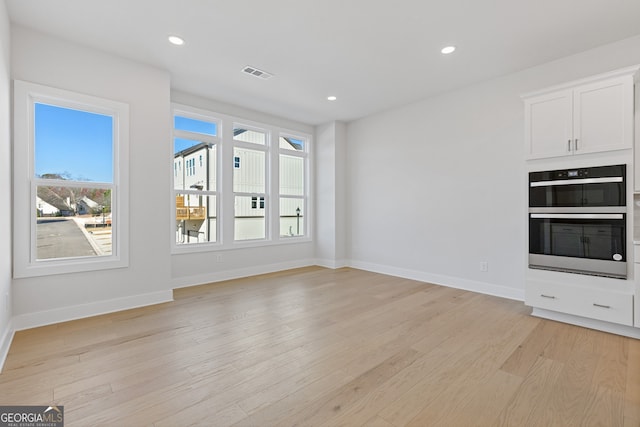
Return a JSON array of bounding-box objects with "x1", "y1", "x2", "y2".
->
[{"x1": 528, "y1": 164, "x2": 627, "y2": 278}]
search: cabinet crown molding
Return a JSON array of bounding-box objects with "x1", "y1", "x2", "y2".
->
[{"x1": 521, "y1": 64, "x2": 640, "y2": 99}]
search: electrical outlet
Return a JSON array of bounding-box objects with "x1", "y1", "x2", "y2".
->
[
  {"x1": 216, "y1": 254, "x2": 223, "y2": 262},
  {"x1": 480, "y1": 261, "x2": 489, "y2": 272}
]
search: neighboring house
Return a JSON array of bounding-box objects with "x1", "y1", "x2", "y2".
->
[
  {"x1": 174, "y1": 142, "x2": 216, "y2": 244},
  {"x1": 173, "y1": 136, "x2": 304, "y2": 243},
  {"x1": 36, "y1": 186, "x2": 104, "y2": 216},
  {"x1": 36, "y1": 186, "x2": 74, "y2": 216},
  {"x1": 35, "y1": 196, "x2": 60, "y2": 217},
  {"x1": 76, "y1": 196, "x2": 101, "y2": 215}
]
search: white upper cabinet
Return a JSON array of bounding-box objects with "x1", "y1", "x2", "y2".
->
[
  {"x1": 525, "y1": 90, "x2": 573, "y2": 158},
  {"x1": 573, "y1": 78, "x2": 632, "y2": 154},
  {"x1": 524, "y1": 66, "x2": 638, "y2": 160}
]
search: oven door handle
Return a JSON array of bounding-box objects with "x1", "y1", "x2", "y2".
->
[
  {"x1": 530, "y1": 213, "x2": 624, "y2": 220},
  {"x1": 530, "y1": 177, "x2": 623, "y2": 187}
]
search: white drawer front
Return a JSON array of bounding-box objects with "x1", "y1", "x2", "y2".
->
[{"x1": 526, "y1": 280, "x2": 633, "y2": 326}]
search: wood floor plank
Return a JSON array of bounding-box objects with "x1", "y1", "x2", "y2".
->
[
  {"x1": 499, "y1": 319, "x2": 560, "y2": 378},
  {"x1": 396, "y1": 312, "x2": 537, "y2": 426},
  {"x1": 544, "y1": 346, "x2": 600, "y2": 426},
  {"x1": 581, "y1": 386, "x2": 625, "y2": 427},
  {"x1": 495, "y1": 356, "x2": 565, "y2": 426},
  {"x1": 624, "y1": 338, "x2": 640, "y2": 425},
  {"x1": 320, "y1": 348, "x2": 459, "y2": 427},
  {"x1": 269, "y1": 348, "x2": 423, "y2": 426},
  {"x1": 539, "y1": 322, "x2": 581, "y2": 363},
  {"x1": 592, "y1": 331, "x2": 628, "y2": 393},
  {"x1": 436, "y1": 369, "x2": 523, "y2": 427},
  {"x1": 228, "y1": 370, "x2": 354, "y2": 426},
  {"x1": 0, "y1": 266, "x2": 636, "y2": 426},
  {"x1": 373, "y1": 317, "x2": 526, "y2": 427},
  {"x1": 361, "y1": 415, "x2": 395, "y2": 427}
]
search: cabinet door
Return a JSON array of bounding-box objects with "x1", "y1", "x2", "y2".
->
[
  {"x1": 524, "y1": 90, "x2": 573, "y2": 159},
  {"x1": 573, "y1": 76, "x2": 633, "y2": 155}
]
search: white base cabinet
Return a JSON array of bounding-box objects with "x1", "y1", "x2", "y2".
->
[{"x1": 525, "y1": 279, "x2": 633, "y2": 326}]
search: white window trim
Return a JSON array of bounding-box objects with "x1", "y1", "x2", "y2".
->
[
  {"x1": 278, "y1": 132, "x2": 309, "y2": 240},
  {"x1": 170, "y1": 103, "x2": 312, "y2": 254},
  {"x1": 233, "y1": 128, "x2": 269, "y2": 242},
  {"x1": 171, "y1": 105, "x2": 221, "y2": 252},
  {"x1": 13, "y1": 80, "x2": 130, "y2": 278}
]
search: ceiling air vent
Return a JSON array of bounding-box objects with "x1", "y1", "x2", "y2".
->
[{"x1": 241, "y1": 65, "x2": 273, "y2": 80}]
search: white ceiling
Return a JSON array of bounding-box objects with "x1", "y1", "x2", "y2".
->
[{"x1": 6, "y1": 0, "x2": 640, "y2": 125}]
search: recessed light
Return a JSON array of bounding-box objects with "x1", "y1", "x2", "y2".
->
[
  {"x1": 168, "y1": 35, "x2": 185, "y2": 46},
  {"x1": 441, "y1": 45, "x2": 456, "y2": 54},
  {"x1": 327, "y1": 96, "x2": 337, "y2": 101}
]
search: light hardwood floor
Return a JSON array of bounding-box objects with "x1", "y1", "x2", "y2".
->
[{"x1": 1, "y1": 267, "x2": 639, "y2": 426}]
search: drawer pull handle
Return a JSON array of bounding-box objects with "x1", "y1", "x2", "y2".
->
[
  {"x1": 540, "y1": 294, "x2": 556, "y2": 299},
  {"x1": 593, "y1": 303, "x2": 610, "y2": 309}
]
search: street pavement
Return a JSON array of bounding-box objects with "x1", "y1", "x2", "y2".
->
[{"x1": 36, "y1": 218, "x2": 97, "y2": 259}]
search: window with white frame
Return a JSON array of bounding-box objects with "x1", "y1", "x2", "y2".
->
[
  {"x1": 279, "y1": 135, "x2": 307, "y2": 237},
  {"x1": 173, "y1": 111, "x2": 219, "y2": 245},
  {"x1": 171, "y1": 104, "x2": 311, "y2": 251},
  {"x1": 13, "y1": 81, "x2": 129, "y2": 278},
  {"x1": 233, "y1": 125, "x2": 268, "y2": 241}
]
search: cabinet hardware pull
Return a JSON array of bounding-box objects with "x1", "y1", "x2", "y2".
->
[
  {"x1": 593, "y1": 303, "x2": 610, "y2": 309},
  {"x1": 540, "y1": 294, "x2": 556, "y2": 299},
  {"x1": 567, "y1": 140, "x2": 571, "y2": 152},
  {"x1": 575, "y1": 138, "x2": 579, "y2": 151}
]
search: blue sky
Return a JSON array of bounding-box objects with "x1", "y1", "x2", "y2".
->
[
  {"x1": 174, "y1": 115, "x2": 217, "y2": 153},
  {"x1": 35, "y1": 103, "x2": 113, "y2": 182}
]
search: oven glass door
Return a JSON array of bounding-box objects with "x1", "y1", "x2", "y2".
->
[
  {"x1": 529, "y1": 213, "x2": 625, "y2": 261},
  {"x1": 529, "y1": 178, "x2": 625, "y2": 208}
]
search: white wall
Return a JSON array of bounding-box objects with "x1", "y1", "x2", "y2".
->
[
  {"x1": 0, "y1": 0, "x2": 13, "y2": 367},
  {"x1": 10, "y1": 26, "x2": 173, "y2": 328},
  {"x1": 346, "y1": 35, "x2": 640, "y2": 300},
  {"x1": 170, "y1": 90, "x2": 316, "y2": 287},
  {"x1": 316, "y1": 121, "x2": 348, "y2": 267}
]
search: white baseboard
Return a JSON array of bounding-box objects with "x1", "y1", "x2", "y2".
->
[
  {"x1": 314, "y1": 258, "x2": 349, "y2": 269},
  {"x1": 0, "y1": 318, "x2": 15, "y2": 373},
  {"x1": 171, "y1": 258, "x2": 317, "y2": 289},
  {"x1": 11, "y1": 290, "x2": 174, "y2": 332},
  {"x1": 532, "y1": 307, "x2": 640, "y2": 339},
  {"x1": 349, "y1": 260, "x2": 525, "y2": 301}
]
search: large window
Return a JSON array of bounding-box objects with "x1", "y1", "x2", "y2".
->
[
  {"x1": 13, "y1": 81, "x2": 129, "y2": 277},
  {"x1": 279, "y1": 135, "x2": 307, "y2": 237},
  {"x1": 173, "y1": 111, "x2": 219, "y2": 245},
  {"x1": 233, "y1": 125, "x2": 267, "y2": 241},
  {"x1": 171, "y1": 105, "x2": 310, "y2": 251}
]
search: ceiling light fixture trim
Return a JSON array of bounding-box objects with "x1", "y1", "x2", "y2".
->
[
  {"x1": 441, "y1": 45, "x2": 456, "y2": 54},
  {"x1": 168, "y1": 35, "x2": 185, "y2": 46}
]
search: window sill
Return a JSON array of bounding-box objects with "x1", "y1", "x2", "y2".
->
[
  {"x1": 13, "y1": 256, "x2": 128, "y2": 279},
  {"x1": 171, "y1": 236, "x2": 312, "y2": 255}
]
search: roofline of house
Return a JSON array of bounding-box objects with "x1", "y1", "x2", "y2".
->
[{"x1": 174, "y1": 142, "x2": 213, "y2": 158}]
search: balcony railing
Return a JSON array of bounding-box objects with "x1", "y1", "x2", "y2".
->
[{"x1": 176, "y1": 206, "x2": 206, "y2": 220}]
